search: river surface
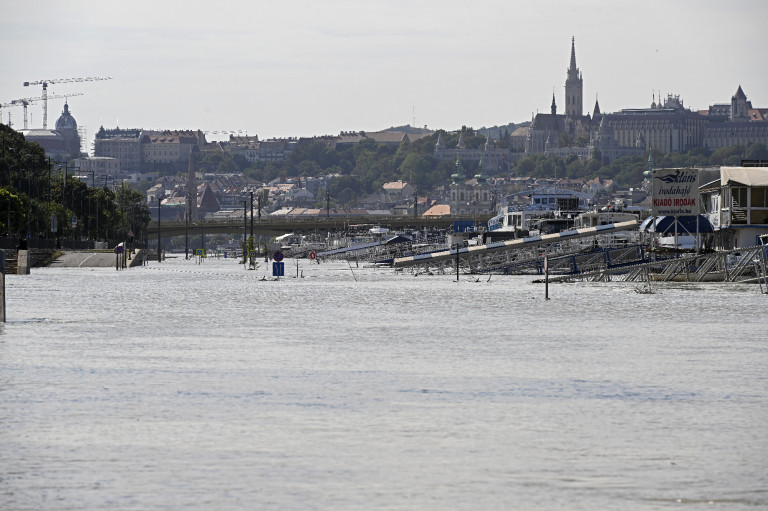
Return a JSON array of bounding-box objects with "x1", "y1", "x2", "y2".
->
[{"x1": 1, "y1": 256, "x2": 766, "y2": 510}]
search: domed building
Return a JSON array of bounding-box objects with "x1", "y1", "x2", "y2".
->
[
  {"x1": 21, "y1": 102, "x2": 83, "y2": 159},
  {"x1": 54, "y1": 102, "x2": 81, "y2": 156}
]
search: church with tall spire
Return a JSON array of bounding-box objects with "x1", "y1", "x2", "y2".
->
[
  {"x1": 525, "y1": 37, "x2": 592, "y2": 155},
  {"x1": 565, "y1": 36, "x2": 583, "y2": 117}
]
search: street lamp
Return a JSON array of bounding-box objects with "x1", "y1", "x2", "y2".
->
[
  {"x1": 83, "y1": 170, "x2": 95, "y2": 243},
  {"x1": 7, "y1": 147, "x2": 15, "y2": 238},
  {"x1": 157, "y1": 193, "x2": 164, "y2": 263},
  {"x1": 242, "y1": 198, "x2": 248, "y2": 267}
]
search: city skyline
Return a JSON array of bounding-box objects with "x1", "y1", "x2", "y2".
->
[{"x1": 1, "y1": 0, "x2": 766, "y2": 143}]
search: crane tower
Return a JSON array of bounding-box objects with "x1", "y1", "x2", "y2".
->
[
  {"x1": 8, "y1": 93, "x2": 84, "y2": 129},
  {"x1": 23, "y1": 76, "x2": 111, "y2": 129}
]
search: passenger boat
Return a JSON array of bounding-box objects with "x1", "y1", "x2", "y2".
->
[{"x1": 486, "y1": 188, "x2": 589, "y2": 240}]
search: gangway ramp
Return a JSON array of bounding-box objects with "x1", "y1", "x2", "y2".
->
[{"x1": 393, "y1": 220, "x2": 639, "y2": 271}]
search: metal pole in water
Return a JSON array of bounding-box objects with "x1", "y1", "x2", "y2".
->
[
  {"x1": 243, "y1": 200, "x2": 247, "y2": 268},
  {"x1": 455, "y1": 243, "x2": 460, "y2": 282},
  {"x1": 544, "y1": 254, "x2": 550, "y2": 300},
  {"x1": 0, "y1": 251, "x2": 6, "y2": 322},
  {"x1": 184, "y1": 211, "x2": 189, "y2": 260},
  {"x1": 157, "y1": 197, "x2": 162, "y2": 263}
]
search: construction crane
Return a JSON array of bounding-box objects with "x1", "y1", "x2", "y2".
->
[
  {"x1": 0, "y1": 100, "x2": 18, "y2": 127},
  {"x1": 23, "y1": 76, "x2": 111, "y2": 129},
  {"x1": 5, "y1": 93, "x2": 84, "y2": 130}
]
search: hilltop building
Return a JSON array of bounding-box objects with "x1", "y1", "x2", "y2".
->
[
  {"x1": 434, "y1": 131, "x2": 523, "y2": 173},
  {"x1": 20, "y1": 102, "x2": 82, "y2": 160},
  {"x1": 226, "y1": 135, "x2": 297, "y2": 163},
  {"x1": 701, "y1": 86, "x2": 768, "y2": 150},
  {"x1": 94, "y1": 127, "x2": 207, "y2": 174},
  {"x1": 524, "y1": 39, "x2": 767, "y2": 163}
]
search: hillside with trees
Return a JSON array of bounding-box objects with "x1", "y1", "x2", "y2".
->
[{"x1": 240, "y1": 126, "x2": 767, "y2": 205}]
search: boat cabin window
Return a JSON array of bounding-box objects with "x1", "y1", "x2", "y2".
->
[
  {"x1": 732, "y1": 187, "x2": 748, "y2": 208},
  {"x1": 752, "y1": 187, "x2": 767, "y2": 208}
]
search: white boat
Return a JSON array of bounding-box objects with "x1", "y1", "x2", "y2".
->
[
  {"x1": 487, "y1": 188, "x2": 589, "y2": 238},
  {"x1": 573, "y1": 205, "x2": 641, "y2": 229}
]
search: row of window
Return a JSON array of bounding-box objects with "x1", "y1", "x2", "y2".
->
[
  {"x1": 451, "y1": 191, "x2": 490, "y2": 201},
  {"x1": 732, "y1": 187, "x2": 768, "y2": 209}
]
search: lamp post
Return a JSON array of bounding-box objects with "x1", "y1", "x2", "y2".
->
[
  {"x1": 84, "y1": 171, "x2": 95, "y2": 243},
  {"x1": 3, "y1": 147, "x2": 16, "y2": 238},
  {"x1": 184, "y1": 202, "x2": 189, "y2": 260},
  {"x1": 46, "y1": 159, "x2": 52, "y2": 240},
  {"x1": 157, "y1": 193, "x2": 163, "y2": 263},
  {"x1": 250, "y1": 191, "x2": 254, "y2": 240},
  {"x1": 242, "y1": 199, "x2": 248, "y2": 267},
  {"x1": 55, "y1": 161, "x2": 74, "y2": 242}
]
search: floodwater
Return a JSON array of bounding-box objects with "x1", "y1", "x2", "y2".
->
[{"x1": 1, "y1": 256, "x2": 766, "y2": 510}]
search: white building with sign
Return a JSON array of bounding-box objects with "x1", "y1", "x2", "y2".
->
[{"x1": 700, "y1": 165, "x2": 768, "y2": 249}]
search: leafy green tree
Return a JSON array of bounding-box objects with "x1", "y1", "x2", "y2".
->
[
  {"x1": 709, "y1": 145, "x2": 744, "y2": 166},
  {"x1": 745, "y1": 142, "x2": 768, "y2": 161},
  {"x1": 558, "y1": 132, "x2": 574, "y2": 148}
]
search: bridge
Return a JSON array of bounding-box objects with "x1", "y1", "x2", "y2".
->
[{"x1": 146, "y1": 215, "x2": 491, "y2": 238}]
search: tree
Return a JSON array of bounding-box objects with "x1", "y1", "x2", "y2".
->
[
  {"x1": 745, "y1": 142, "x2": 768, "y2": 161},
  {"x1": 558, "y1": 132, "x2": 574, "y2": 148},
  {"x1": 709, "y1": 145, "x2": 744, "y2": 166}
]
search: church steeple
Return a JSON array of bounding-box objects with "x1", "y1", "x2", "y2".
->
[
  {"x1": 451, "y1": 155, "x2": 467, "y2": 184},
  {"x1": 564, "y1": 36, "x2": 583, "y2": 117},
  {"x1": 551, "y1": 93, "x2": 557, "y2": 115},
  {"x1": 731, "y1": 85, "x2": 749, "y2": 120},
  {"x1": 569, "y1": 36, "x2": 577, "y2": 72},
  {"x1": 436, "y1": 131, "x2": 444, "y2": 150}
]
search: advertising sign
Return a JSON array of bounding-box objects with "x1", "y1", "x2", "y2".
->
[{"x1": 652, "y1": 168, "x2": 700, "y2": 216}]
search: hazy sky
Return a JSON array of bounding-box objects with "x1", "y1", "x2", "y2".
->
[{"x1": 1, "y1": 0, "x2": 766, "y2": 145}]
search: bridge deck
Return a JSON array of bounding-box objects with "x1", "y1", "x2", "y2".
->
[{"x1": 147, "y1": 215, "x2": 488, "y2": 238}]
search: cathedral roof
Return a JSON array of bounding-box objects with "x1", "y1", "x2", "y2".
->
[{"x1": 55, "y1": 102, "x2": 77, "y2": 131}]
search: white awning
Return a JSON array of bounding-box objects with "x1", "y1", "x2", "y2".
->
[{"x1": 721, "y1": 167, "x2": 768, "y2": 187}]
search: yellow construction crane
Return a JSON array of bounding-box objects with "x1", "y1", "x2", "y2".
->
[{"x1": 23, "y1": 76, "x2": 111, "y2": 129}]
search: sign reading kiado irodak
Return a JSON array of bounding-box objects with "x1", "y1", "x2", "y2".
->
[{"x1": 652, "y1": 168, "x2": 700, "y2": 216}]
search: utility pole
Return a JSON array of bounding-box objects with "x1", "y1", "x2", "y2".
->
[{"x1": 326, "y1": 189, "x2": 331, "y2": 219}]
